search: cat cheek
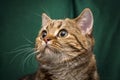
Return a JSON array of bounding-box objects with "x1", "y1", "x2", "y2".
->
[
  {"x1": 38, "y1": 41, "x2": 46, "y2": 51},
  {"x1": 42, "y1": 41, "x2": 46, "y2": 46},
  {"x1": 36, "y1": 39, "x2": 46, "y2": 51}
]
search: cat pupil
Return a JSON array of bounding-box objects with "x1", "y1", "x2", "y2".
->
[
  {"x1": 59, "y1": 29, "x2": 68, "y2": 37},
  {"x1": 41, "y1": 29, "x2": 68, "y2": 39},
  {"x1": 42, "y1": 30, "x2": 47, "y2": 38}
]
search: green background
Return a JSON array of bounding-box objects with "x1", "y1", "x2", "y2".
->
[{"x1": 0, "y1": 0, "x2": 120, "y2": 80}]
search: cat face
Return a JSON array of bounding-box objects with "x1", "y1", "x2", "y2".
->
[{"x1": 35, "y1": 8, "x2": 94, "y2": 64}]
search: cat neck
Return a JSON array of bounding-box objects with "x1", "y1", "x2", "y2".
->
[{"x1": 38, "y1": 51, "x2": 93, "y2": 79}]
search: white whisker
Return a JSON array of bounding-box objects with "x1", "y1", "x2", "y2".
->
[
  {"x1": 23, "y1": 35, "x2": 34, "y2": 44},
  {"x1": 22, "y1": 51, "x2": 38, "y2": 71},
  {"x1": 13, "y1": 44, "x2": 31, "y2": 51},
  {"x1": 7, "y1": 47, "x2": 32, "y2": 54},
  {"x1": 10, "y1": 48, "x2": 34, "y2": 64},
  {"x1": 3, "y1": 44, "x2": 31, "y2": 55},
  {"x1": 34, "y1": 13, "x2": 41, "y2": 17}
]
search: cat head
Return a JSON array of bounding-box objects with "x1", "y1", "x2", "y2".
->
[{"x1": 35, "y1": 8, "x2": 94, "y2": 64}]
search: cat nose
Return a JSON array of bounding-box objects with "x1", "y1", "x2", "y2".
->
[{"x1": 43, "y1": 37, "x2": 52, "y2": 43}]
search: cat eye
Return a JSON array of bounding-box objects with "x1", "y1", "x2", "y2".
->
[
  {"x1": 58, "y1": 29, "x2": 68, "y2": 37},
  {"x1": 41, "y1": 30, "x2": 47, "y2": 38}
]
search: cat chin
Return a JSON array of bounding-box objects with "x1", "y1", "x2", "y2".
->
[
  {"x1": 36, "y1": 53, "x2": 41, "y2": 60},
  {"x1": 36, "y1": 47, "x2": 55, "y2": 59}
]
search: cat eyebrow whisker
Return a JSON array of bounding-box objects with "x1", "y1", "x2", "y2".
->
[{"x1": 23, "y1": 35, "x2": 34, "y2": 44}]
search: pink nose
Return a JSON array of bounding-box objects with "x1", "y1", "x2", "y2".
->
[{"x1": 43, "y1": 37, "x2": 51, "y2": 43}]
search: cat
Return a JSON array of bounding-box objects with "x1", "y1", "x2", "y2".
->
[{"x1": 19, "y1": 8, "x2": 99, "y2": 80}]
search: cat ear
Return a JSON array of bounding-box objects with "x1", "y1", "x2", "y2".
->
[
  {"x1": 75, "y1": 8, "x2": 93, "y2": 35},
  {"x1": 42, "y1": 13, "x2": 51, "y2": 26}
]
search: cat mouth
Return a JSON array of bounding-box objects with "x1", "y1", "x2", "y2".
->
[
  {"x1": 44, "y1": 45, "x2": 59, "y2": 54},
  {"x1": 36, "y1": 46, "x2": 53, "y2": 59},
  {"x1": 44, "y1": 45, "x2": 53, "y2": 52}
]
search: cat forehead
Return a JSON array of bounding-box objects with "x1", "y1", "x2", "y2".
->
[
  {"x1": 41, "y1": 19, "x2": 73, "y2": 36},
  {"x1": 43, "y1": 19, "x2": 71, "y2": 30}
]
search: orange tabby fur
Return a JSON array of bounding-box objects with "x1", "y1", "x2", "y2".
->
[{"x1": 20, "y1": 8, "x2": 99, "y2": 80}]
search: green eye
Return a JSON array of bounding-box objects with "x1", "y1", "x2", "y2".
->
[
  {"x1": 58, "y1": 29, "x2": 68, "y2": 37},
  {"x1": 42, "y1": 30, "x2": 47, "y2": 38}
]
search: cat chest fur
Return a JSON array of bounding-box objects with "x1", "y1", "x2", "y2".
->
[{"x1": 36, "y1": 52, "x2": 97, "y2": 80}]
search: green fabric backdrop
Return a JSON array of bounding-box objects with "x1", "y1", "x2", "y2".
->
[{"x1": 0, "y1": 0, "x2": 120, "y2": 80}]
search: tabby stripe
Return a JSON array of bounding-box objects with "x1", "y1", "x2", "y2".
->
[
  {"x1": 50, "y1": 22, "x2": 54, "y2": 27},
  {"x1": 46, "y1": 26, "x2": 49, "y2": 30},
  {"x1": 71, "y1": 34, "x2": 87, "y2": 50},
  {"x1": 68, "y1": 44, "x2": 83, "y2": 52},
  {"x1": 68, "y1": 44, "x2": 79, "y2": 50},
  {"x1": 57, "y1": 21, "x2": 62, "y2": 29}
]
